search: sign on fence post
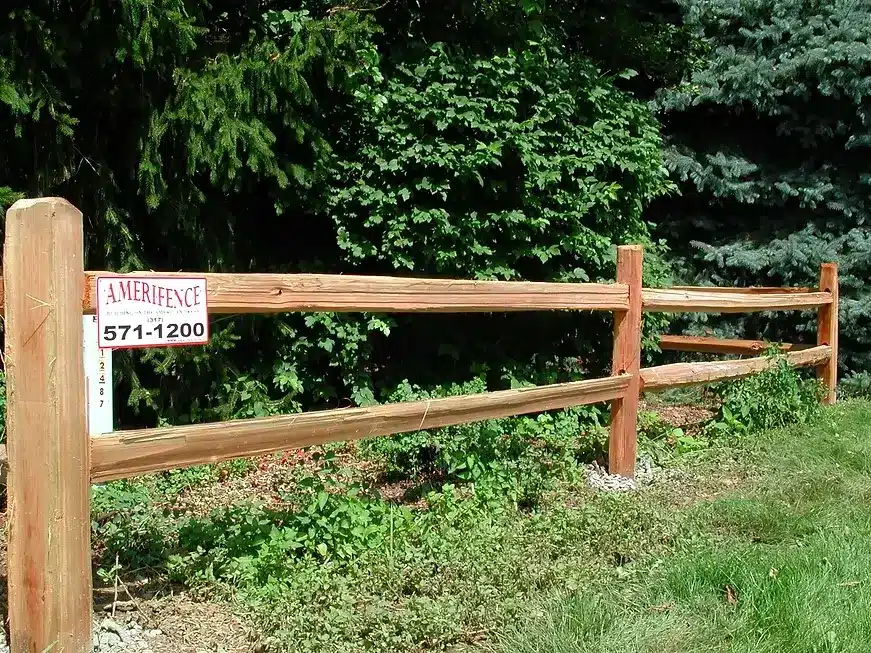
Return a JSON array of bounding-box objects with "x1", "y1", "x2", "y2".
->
[
  {"x1": 96, "y1": 276, "x2": 209, "y2": 349},
  {"x1": 83, "y1": 315, "x2": 113, "y2": 435}
]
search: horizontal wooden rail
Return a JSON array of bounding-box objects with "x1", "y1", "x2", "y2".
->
[
  {"x1": 0, "y1": 274, "x2": 629, "y2": 315},
  {"x1": 642, "y1": 288, "x2": 831, "y2": 313},
  {"x1": 641, "y1": 345, "x2": 831, "y2": 391},
  {"x1": 0, "y1": 277, "x2": 835, "y2": 316},
  {"x1": 671, "y1": 285, "x2": 814, "y2": 294},
  {"x1": 658, "y1": 335, "x2": 812, "y2": 355},
  {"x1": 90, "y1": 375, "x2": 629, "y2": 482}
]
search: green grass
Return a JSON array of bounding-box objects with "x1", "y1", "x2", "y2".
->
[
  {"x1": 494, "y1": 400, "x2": 871, "y2": 653},
  {"x1": 90, "y1": 364, "x2": 853, "y2": 653}
]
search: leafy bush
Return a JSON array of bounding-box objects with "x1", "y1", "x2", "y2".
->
[
  {"x1": 710, "y1": 355, "x2": 825, "y2": 436},
  {"x1": 839, "y1": 372, "x2": 871, "y2": 400},
  {"x1": 91, "y1": 482, "x2": 174, "y2": 570},
  {"x1": 331, "y1": 40, "x2": 672, "y2": 279},
  {"x1": 359, "y1": 378, "x2": 606, "y2": 508}
]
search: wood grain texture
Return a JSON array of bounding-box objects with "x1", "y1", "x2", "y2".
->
[
  {"x1": 640, "y1": 345, "x2": 832, "y2": 392},
  {"x1": 670, "y1": 285, "x2": 814, "y2": 294},
  {"x1": 817, "y1": 263, "x2": 839, "y2": 404},
  {"x1": 5, "y1": 198, "x2": 92, "y2": 652},
  {"x1": 609, "y1": 246, "x2": 643, "y2": 478},
  {"x1": 642, "y1": 288, "x2": 832, "y2": 313},
  {"x1": 658, "y1": 335, "x2": 812, "y2": 355},
  {"x1": 0, "y1": 276, "x2": 834, "y2": 315},
  {"x1": 91, "y1": 375, "x2": 628, "y2": 482},
  {"x1": 78, "y1": 272, "x2": 629, "y2": 314}
]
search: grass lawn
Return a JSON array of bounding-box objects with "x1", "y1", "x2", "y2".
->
[
  {"x1": 493, "y1": 399, "x2": 871, "y2": 653},
  {"x1": 85, "y1": 375, "x2": 867, "y2": 653}
]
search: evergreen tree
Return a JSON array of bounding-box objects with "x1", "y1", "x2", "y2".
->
[{"x1": 654, "y1": 0, "x2": 871, "y2": 383}]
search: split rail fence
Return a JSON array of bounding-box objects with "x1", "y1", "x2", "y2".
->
[{"x1": 2, "y1": 198, "x2": 839, "y2": 652}]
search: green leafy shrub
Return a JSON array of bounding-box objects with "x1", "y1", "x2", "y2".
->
[
  {"x1": 710, "y1": 356, "x2": 825, "y2": 435},
  {"x1": 91, "y1": 481, "x2": 174, "y2": 570},
  {"x1": 359, "y1": 378, "x2": 606, "y2": 508},
  {"x1": 170, "y1": 470, "x2": 413, "y2": 585},
  {"x1": 331, "y1": 40, "x2": 672, "y2": 278}
]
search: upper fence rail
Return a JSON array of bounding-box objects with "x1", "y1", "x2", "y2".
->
[
  {"x1": 0, "y1": 273, "x2": 835, "y2": 315},
  {"x1": 641, "y1": 287, "x2": 832, "y2": 313}
]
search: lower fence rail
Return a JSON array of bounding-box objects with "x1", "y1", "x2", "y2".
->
[
  {"x1": 90, "y1": 345, "x2": 833, "y2": 483},
  {"x1": 641, "y1": 345, "x2": 831, "y2": 392},
  {"x1": 91, "y1": 375, "x2": 629, "y2": 482}
]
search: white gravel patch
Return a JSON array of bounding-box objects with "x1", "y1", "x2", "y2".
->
[{"x1": 584, "y1": 455, "x2": 657, "y2": 492}]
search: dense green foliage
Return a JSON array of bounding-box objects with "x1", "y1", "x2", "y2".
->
[
  {"x1": 1, "y1": 1, "x2": 866, "y2": 421},
  {"x1": 654, "y1": 0, "x2": 871, "y2": 384},
  {"x1": 0, "y1": 1, "x2": 693, "y2": 428}
]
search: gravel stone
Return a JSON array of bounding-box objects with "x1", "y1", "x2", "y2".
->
[
  {"x1": 91, "y1": 615, "x2": 160, "y2": 653},
  {"x1": 585, "y1": 455, "x2": 658, "y2": 492}
]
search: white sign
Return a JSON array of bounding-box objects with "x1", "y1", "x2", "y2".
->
[
  {"x1": 83, "y1": 316, "x2": 113, "y2": 435},
  {"x1": 96, "y1": 276, "x2": 209, "y2": 349}
]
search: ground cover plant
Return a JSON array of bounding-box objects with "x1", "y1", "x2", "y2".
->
[{"x1": 87, "y1": 358, "x2": 839, "y2": 653}]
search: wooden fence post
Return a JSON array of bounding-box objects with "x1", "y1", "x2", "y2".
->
[
  {"x1": 817, "y1": 262, "x2": 838, "y2": 404},
  {"x1": 609, "y1": 245, "x2": 643, "y2": 477},
  {"x1": 5, "y1": 198, "x2": 92, "y2": 652}
]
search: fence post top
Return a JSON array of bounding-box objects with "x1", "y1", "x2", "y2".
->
[
  {"x1": 616, "y1": 244, "x2": 643, "y2": 252},
  {"x1": 6, "y1": 197, "x2": 80, "y2": 216}
]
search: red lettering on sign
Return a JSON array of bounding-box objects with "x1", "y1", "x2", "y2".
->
[
  {"x1": 102, "y1": 278, "x2": 206, "y2": 311},
  {"x1": 118, "y1": 280, "x2": 132, "y2": 302}
]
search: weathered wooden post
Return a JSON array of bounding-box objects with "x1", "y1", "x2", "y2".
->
[
  {"x1": 5, "y1": 198, "x2": 92, "y2": 651},
  {"x1": 817, "y1": 262, "x2": 839, "y2": 404},
  {"x1": 609, "y1": 245, "x2": 643, "y2": 477}
]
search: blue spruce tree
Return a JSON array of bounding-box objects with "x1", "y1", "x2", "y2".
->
[{"x1": 654, "y1": 0, "x2": 871, "y2": 387}]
